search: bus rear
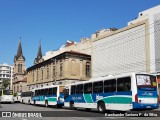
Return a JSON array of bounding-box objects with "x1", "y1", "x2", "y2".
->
[
  {"x1": 57, "y1": 86, "x2": 64, "y2": 108},
  {"x1": 133, "y1": 74, "x2": 159, "y2": 110},
  {"x1": 13, "y1": 92, "x2": 21, "y2": 103},
  {"x1": 1, "y1": 90, "x2": 13, "y2": 103},
  {"x1": 32, "y1": 85, "x2": 64, "y2": 108}
]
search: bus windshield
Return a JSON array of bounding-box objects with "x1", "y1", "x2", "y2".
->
[
  {"x1": 3, "y1": 90, "x2": 13, "y2": 95},
  {"x1": 136, "y1": 74, "x2": 157, "y2": 91}
]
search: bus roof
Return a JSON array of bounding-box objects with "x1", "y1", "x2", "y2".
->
[
  {"x1": 32, "y1": 85, "x2": 64, "y2": 91},
  {"x1": 65, "y1": 72, "x2": 155, "y2": 87}
]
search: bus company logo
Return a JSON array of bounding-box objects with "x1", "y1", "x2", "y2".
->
[
  {"x1": 142, "y1": 92, "x2": 153, "y2": 96},
  {"x1": 72, "y1": 96, "x2": 82, "y2": 100},
  {"x1": 96, "y1": 95, "x2": 104, "y2": 101}
]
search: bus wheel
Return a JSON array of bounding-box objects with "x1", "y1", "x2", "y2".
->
[
  {"x1": 70, "y1": 102, "x2": 76, "y2": 110},
  {"x1": 98, "y1": 102, "x2": 106, "y2": 113},
  {"x1": 45, "y1": 101, "x2": 48, "y2": 107}
]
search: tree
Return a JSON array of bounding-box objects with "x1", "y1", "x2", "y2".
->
[{"x1": 1, "y1": 79, "x2": 10, "y2": 89}]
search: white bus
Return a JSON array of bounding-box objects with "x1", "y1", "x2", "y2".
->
[
  {"x1": 13, "y1": 92, "x2": 21, "y2": 103},
  {"x1": 0, "y1": 90, "x2": 14, "y2": 103},
  {"x1": 64, "y1": 73, "x2": 159, "y2": 112},
  {"x1": 21, "y1": 91, "x2": 33, "y2": 104},
  {"x1": 32, "y1": 85, "x2": 64, "y2": 108}
]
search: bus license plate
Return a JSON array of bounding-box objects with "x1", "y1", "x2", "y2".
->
[{"x1": 146, "y1": 106, "x2": 151, "y2": 108}]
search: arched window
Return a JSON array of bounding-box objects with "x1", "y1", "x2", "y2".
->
[
  {"x1": 41, "y1": 69, "x2": 43, "y2": 80},
  {"x1": 60, "y1": 62, "x2": 63, "y2": 77},
  {"x1": 18, "y1": 64, "x2": 22, "y2": 73},
  {"x1": 53, "y1": 64, "x2": 55, "y2": 78},
  {"x1": 32, "y1": 71, "x2": 34, "y2": 82},
  {"x1": 86, "y1": 62, "x2": 91, "y2": 77},
  {"x1": 17, "y1": 86, "x2": 19, "y2": 92},
  {"x1": 71, "y1": 60, "x2": 76, "y2": 75},
  {"x1": 36, "y1": 69, "x2": 38, "y2": 81},
  {"x1": 47, "y1": 65, "x2": 49, "y2": 79}
]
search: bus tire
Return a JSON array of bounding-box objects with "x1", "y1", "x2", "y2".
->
[
  {"x1": 45, "y1": 100, "x2": 48, "y2": 107},
  {"x1": 98, "y1": 102, "x2": 106, "y2": 113},
  {"x1": 70, "y1": 101, "x2": 76, "y2": 110}
]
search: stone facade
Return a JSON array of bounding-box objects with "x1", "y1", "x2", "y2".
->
[
  {"x1": 26, "y1": 51, "x2": 91, "y2": 91},
  {"x1": 13, "y1": 40, "x2": 27, "y2": 93}
]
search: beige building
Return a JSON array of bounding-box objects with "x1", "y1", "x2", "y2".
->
[
  {"x1": 13, "y1": 40, "x2": 27, "y2": 93},
  {"x1": 43, "y1": 38, "x2": 92, "y2": 61},
  {"x1": 26, "y1": 50, "x2": 91, "y2": 91}
]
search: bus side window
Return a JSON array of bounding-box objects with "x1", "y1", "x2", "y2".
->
[
  {"x1": 76, "y1": 84, "x2": 83, "y2": 94},
  {"x1": 35, "y1": 90, "x2": 37, "y2": 96},
  {"x1": 71, "y1": 85, "x2": 76, "y2": 95},
  {"x1": 44, "y1": 89, "x2": 48, "y2": 96},
  {"x1": 37, "y1": 90, "x2": 41, "y2": 96},
  {"x1": 53, "y1": 87, "x2": 57, "y2": 95},
  {"x1": 124, "y1": 77, "x2": 131, "y2": 91},
  {"x1": 117, "y1": 77, "x2": 131, "y2": 92},
  {"x1": 41, "y1": 89, "x2": 44, "y2": 96},
  {"x1": 49, "y1": 88, "x2": 53, "y2": 95},
  {"x1": 93, "y1": 81, "x2": 103, "y2": 93},
  {"x1": 104, "y1": 79, "x2": 116, "y2": 92},
  {"x1": 84, "y1": 83, "x2": 92, "y2": 94},
  {"x1": 110, "y1": 80, "x2": 116, "y2": 92}
]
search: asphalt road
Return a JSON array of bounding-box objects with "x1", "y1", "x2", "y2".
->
[{"x1": 0, "y1": 103, "x2": 159, "y2": 120}]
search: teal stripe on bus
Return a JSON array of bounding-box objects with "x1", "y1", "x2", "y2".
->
[
  {"x1": 84, "y1": 94, "x2": 93, "y2": 103},
  {"x1": 102, "y1": 96, "x2": 132, "y2": 104}
]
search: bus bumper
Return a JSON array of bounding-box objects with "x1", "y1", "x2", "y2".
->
[
  {"x1": 57, "y1": 101, "x2": 64, "y2": 106},
  {"x1": 0, "y1": 100, "x2": 13, "y2": 103},
  {"x1": 132, "y1": 102, "x2": 159, "y2": 109}
]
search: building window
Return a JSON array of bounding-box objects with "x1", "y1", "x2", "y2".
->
[
  {"x1": 17, "y1": 86, "x2": 19, "y2": 92},
  {"x1": 71, "y1": 60, "x2": 76, "y2": 75},
  {"x1": 18, "y1": 64, "x2": 22, "y2": 73},
  {"x1": 86, "y1": 62, "x2": 91, "y2": 77},
  {"x1": 32, "y1": 71, "x2": 34, "y2": 82},
  {"x1": 53, "y1": 64, "x2": 55, "y2": 78},
  {"x1": 60, "y1": 62, "x2": 63, "y2": 77},
  {"x1": 41, "y1": 68, "x2": 43, "y2": 80},
  {"x1": 47, "y1": 66, "x2": 49, "y2": 79},
  {"x1": 36, "y1": 69, "x2": 38, "y2": 81}
]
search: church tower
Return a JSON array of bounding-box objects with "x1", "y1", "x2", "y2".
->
[
  {"x1": 13, "y1": 38, "x2": 27, "y2": 93},
  {"x1": 14, "y1": 40, "x2": 25, "y2": 74},
  {"x1": 34, "y1": 42, "x2": 44, "y2": 64}
]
